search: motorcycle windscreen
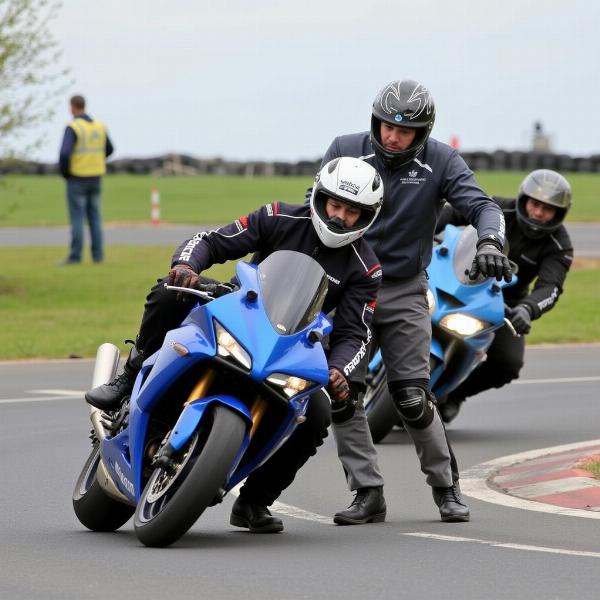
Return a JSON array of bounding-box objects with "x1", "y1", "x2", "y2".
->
[
  {"x1": 453, "y1": 225, "x2": 487, "y2": 285},
  {"x1": 258, "y1": 250, "x2": 328, "y2": 336}
]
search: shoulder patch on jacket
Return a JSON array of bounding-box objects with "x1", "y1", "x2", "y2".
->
[
  {"x1": 365, "y1": 263, "x2": 382, "y2": 279},
  {"x1": 235, "y1": 215, "x2": 249, "y2": 231}
]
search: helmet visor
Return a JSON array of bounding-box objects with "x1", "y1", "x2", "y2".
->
[{"x1": 314, "y1": 191, "x2": 377, "y2": 233}]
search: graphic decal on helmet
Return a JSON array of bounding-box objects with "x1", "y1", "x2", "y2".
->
[
  {"x1": 378, "y1": 82, "x2": 403, "y2": 114},
  {"x1": 377, "y1": 81, "x2": 433, "y2": 120},
  {"x1": 339, "y1": 180, "x2": 360, "y2": 195},
  {"x1": 406, "y1": 83, "x2": 434, "y2": 120}
]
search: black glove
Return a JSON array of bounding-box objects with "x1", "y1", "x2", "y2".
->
[
  {"x1": 168, "y1": 264, "x2": 199, "y2": 288},
  {"x1": 508, "y1": 304, "x2": 532, "y2": 335},
  {"x1": 327, "y1": 368, "x2": 350, "y2": 401},
  {"x1": 167, "y1": 264, "x2": 199, "y2": 301},
  {"x1": 469, "y1": 237, "x2": 512, "y2": 282},
  {"x1": 327, "y1": 368, "x2": 358, "y2": 424}
]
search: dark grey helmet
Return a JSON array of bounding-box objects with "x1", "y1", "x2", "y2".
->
[
  {"x1": 516, "y1": 169, "x2": 572, "y2": 239},
  {"x1": 370, "y1": 79, "x2": 435, "y2": 169}
]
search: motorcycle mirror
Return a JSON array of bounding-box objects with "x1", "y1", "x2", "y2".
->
[{"x1": 308, "y1": 330, "x2": 323, "y2": 345}]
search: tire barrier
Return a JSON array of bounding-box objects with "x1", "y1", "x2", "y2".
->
[{"x1": 2, "y1": 151, "x2": 600, "y2": 176}]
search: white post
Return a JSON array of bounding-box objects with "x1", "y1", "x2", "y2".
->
[{"x1": 151, "y1": 187, "x2": 161, "y2": 225}]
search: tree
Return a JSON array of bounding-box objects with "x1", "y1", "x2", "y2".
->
[{"x1": 0, "y1": 0, "x2": 70, "y2": 159}]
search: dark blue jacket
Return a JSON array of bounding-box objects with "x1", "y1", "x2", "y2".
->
[{"x1": 321, "y1": 133, "x2": 506, "y2": 280}]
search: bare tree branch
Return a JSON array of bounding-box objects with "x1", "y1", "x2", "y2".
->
[{"x1": 0, "y1": 0, "x2": 71, "y2": 158}]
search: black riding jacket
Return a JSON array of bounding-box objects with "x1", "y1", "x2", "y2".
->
[
  {"x1": 436, "y1": 198, "x2": 573, "y2": 319},
  {"x1": 172, "y1": 202, "x2": 382, "y2": 376}
]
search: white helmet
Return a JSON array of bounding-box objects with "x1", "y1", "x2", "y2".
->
[{"x1": 310, "y1": 157, "x2": 384, "y2": 248}]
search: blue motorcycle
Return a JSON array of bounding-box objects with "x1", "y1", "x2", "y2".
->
[
  {"x1": 72, "y1": 251, "x2": 332, "y2": 547},
  {"x1": 364, "y1": 225, "x2": 517, "y2": 442}
]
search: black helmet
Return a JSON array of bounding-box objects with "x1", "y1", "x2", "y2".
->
[
  {"x1": 370, "y1": 79, "x2": 435, "y2": 169},
  {"x1": 516, "y1": 169, "x2": 572, "y2": 239}
]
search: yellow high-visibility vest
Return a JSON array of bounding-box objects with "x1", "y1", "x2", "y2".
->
[{"x1": 68, "y1": 118, "x2": 108, "y2": 176}]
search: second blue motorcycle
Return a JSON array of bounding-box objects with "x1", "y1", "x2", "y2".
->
[{"x1": 365, "y1": 224, "x2": 517, "y2": 442}]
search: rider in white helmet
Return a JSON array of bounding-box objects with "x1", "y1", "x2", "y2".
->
[
  {"x1": 86, "y1": 156, "x2": 385, "y2": 534},
  {"x1": 310, "y1": 156, "x2": 383, "y2": 249}
]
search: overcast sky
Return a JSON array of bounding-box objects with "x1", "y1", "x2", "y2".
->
[{"x1": 26, "y1": 0, "x2": 600, "y2": 162}]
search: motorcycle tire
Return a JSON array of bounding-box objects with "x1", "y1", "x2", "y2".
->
[
  {"x1": 364, "y1": 377, "x2": 398, "y2": 444},
  {"x1": 134, "y1": 405, "x2": 246, "y2": 548},
  {"x1": 72, "y1": 445, "x2": 135, "y2": 531}
]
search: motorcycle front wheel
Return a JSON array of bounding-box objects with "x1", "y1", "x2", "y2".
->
[
  {"x1": 72, "y1": 445, "x2": 135, "y2": 531},
  {"x1": 134, "y1": 405, "x2": 246, "y2": 548}
]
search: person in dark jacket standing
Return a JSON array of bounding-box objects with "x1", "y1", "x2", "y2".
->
[
  {"x1": 85, "y1": 157, "x2": 384, "y2": 533},
  {"x1": 58, "y1": 95, "x2": 114, "y2": 265},
  {"x1": 435, "y1": 169, "x2": 573, "y2": 423},
  {"x1": 318, "y1": 79, "x2": 512, "y2": 525}
]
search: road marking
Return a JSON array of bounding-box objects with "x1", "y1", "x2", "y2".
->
[
  {"x1": 0, "y1": 395, "x2": 82, "y2": 404},
  {"x1": 0, "y1": 389, "x2": 85, "y2": 404},
  {"x1": 229, "y1": 483, "x2": 332, "y2": 525},
  {"x1": 403, "y1": 532, "x2": 600, "y2": 559},
  {"x1": 1, "y1": 374, "x2": 597, "y2": 405},
  {"x1": 512, "y1": 376, "x2": 600, "y2": 385},
  {"x1": 461, "y1": 439, "x2": 600, "y2": 520},
  {"x1": 30, "y1": 389, "x2": 85, "y2": 396}
]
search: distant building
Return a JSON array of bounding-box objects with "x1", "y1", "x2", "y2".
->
[{"x1": 531, "y1": 121, "x2": 552, "y2": 153}]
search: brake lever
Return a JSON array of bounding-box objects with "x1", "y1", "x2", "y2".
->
[
  {"x1": 503, "y1": 317, "x2": 519, "y2": 337},
  {"x1": 163, "y1": 283, "x2": 214, "y2": 300}
]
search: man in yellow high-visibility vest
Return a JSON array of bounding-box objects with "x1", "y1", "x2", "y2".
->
[{"x1": 58, "y1": 95, "x2": 114, "y2": 265}]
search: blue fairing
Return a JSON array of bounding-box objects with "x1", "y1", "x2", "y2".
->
[
  {"x1": 365, "y1": 225, "x2": 517, "y2": 419},
  {"x1": 426, "y1": 224, "x2": 516, "y2": 395},
  {"x1": 100, "y1": 256, "x2": 332, "y2": 503}
]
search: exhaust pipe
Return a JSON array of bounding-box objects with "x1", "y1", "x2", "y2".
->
[{"x1": 89, "y1": 343, "x2": 121, "y2": 442}]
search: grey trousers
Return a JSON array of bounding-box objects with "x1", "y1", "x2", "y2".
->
[{"x1": 333, "y1": 272, "x2": 455, "y2": 490}]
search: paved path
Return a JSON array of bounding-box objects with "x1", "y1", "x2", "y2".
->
[
  {"x1": 1, "y1": 222, "x2": 599, "y2": 256},
  {"x1": 2, "y1": 346, "x2": 600, "y2": 600}
]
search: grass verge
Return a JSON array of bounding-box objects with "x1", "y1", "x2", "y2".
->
[
  {"x1": 0, "y1": 246, "x2": 235, "y2": 360},
  {"x1": 1, "y1": 171, "x2": 599, "y2": 226},
  {"x1": 0, "y1": 247, "x2": 598, "y2": 360},
  {"x1": 576, "y1": 457, "x2": 600, "y2": 480}
]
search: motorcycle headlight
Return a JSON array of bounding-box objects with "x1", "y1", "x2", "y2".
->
[
  {"x1": 214, "y1": 321, "x2": 252, "y2": 369},
  {"x1": 266, "y1": 373, "x2": 314, "y2": 399},
  {"x1": 440, "y1": 313, "x2": 486, "y2": 336},
  {"x1": 426, "y1": 289, "x2": 435, "y2": 315}
]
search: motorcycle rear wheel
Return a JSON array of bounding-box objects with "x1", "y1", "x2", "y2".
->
[
  {"x1": 72, "y1": 445, "x2": 135, "y2": 531},
  {"x1": 134, "y1": 405, "x2": 246, "y2": 547}
]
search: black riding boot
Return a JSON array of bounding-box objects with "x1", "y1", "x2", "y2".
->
[
  {"x1": 85, "y1": 345, "x2": 145, "y2": 411},
  {"x1": 333, "y1": 486, "x2": 387, "y2": 525}
]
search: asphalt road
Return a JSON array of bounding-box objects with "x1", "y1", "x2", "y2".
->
[
  {"x1": 1, "y1": 222, "x2": 599, "y2": 256},
  {"x1": 1, "y1": 346, "x2": 599, "y2": 600}
]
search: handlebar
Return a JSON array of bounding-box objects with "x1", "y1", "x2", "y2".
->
[
  {"x1": 163, "y1": 281, "x2": 239, "y2": 301},
  {"x1": 503, "y1": 304, "x2": 519, "y2": 337}
]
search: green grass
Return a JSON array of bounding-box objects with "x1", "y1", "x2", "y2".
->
[
  {"x1": 527, "y1": 261, "x2": 600, "y2": 344},
  {"x1": 1, "y1": 171, "x2": 599, "y2": 226},
  {"x1": 0, "y1": 246, "x2": 598, "y2": 360},
  {"x1": 576, "y1": 458, "x2": 600, "y2": 480},
  {"x1": 0, "y1": 175, "x2": 313, "y2": 226},
  {"x1": 0, "y1": 246, "x2": 236, "y2": 360}
]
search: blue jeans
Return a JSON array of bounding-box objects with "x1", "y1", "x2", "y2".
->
[{"x1": 66, "y1": 178, "x2": 103, "y2": 262}]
